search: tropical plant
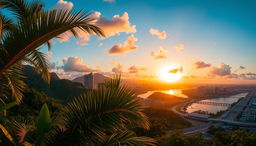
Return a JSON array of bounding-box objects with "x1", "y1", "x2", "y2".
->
[
  {"x1": 0, "y1": 0, "x2": 104, "y2": 111},
  {"x1": 5, "y1": 78, "x2": 156, "y2": 145}
]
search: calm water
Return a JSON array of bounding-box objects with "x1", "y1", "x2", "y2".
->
[
  {"x1": 186, "y1": 92, "x2": 248, "y2": 114},
  {"x1": 138, "y1": 89, "x2": 188, "y2": 99}
]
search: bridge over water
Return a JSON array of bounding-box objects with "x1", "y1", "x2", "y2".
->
[{"x1": 195, "y1": 101, "x2": 231, "y2": 107}]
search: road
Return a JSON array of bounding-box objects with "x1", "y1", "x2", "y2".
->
[
  {"x1": 170, "y1": 98, "x2": 213, "y2": 134},
  {"x1": 169, "y1": 91, "x2": 256, "y2": 135},
  {"x1": 220, "y1": 91, "x2": 254, "y2": 120}
]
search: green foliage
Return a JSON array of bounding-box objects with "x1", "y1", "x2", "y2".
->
[
  {"x1": 8, "y1": 88, "x2": 63, "y2": 120},
  {"x1": 46, "y1": 81, "x2": 152, "y2": 145},
  {"x1": 157, "y1": 130, "x2": 256, "y2": 146},
  {"x1": 134, "y1": 108, "x2": 191, "y2": 137},
  {"x1": 158, "y1": 132, "x2": 212, "y2": 146},
  {"x1": 5, "y1": 79, "x2": 156, "y2": 146},
  {"x1": 0, "y1": 0, "x2": 104, "y2": 109},
  {"x1": 99, "y1": 130, "x2": 156, "y2": 146},
  {"x1": 36, "y1": 104, "x2": 51, "y2": 146},
  {"x1": 213, "y1": 129, "x2": 256, "y2": 146}
]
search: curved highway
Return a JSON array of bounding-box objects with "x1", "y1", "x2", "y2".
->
[{"x1": 169, "y1": 91, "x2": 256, "y2": 135}]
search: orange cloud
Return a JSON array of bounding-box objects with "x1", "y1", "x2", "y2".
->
[
  {"x1": 194, "y1": 61, "x2": 211, "y2": 69},
  {"x1": 128, "y1": 66, "x2": 146, "y2": 73},
  {"x1": 174, "y1": 44, "x2": 184, "y2": 51},
  {"x1": 108, "y1": 35, "x2": 138, "y2": 55},
  {"x1": 57, "y1": 12, "x2": 136, "y2": 46},
  {"x1": 150, "y1": 46, "x2": 168, "y2": 59},
  {"x1": 169, "y1": 67, "x2": 183, "y2": 73},
  {"x1": 112, "y1": 64, "x2": 123, "y2": 73},
  {"x1": 96, "y1": 12, "x2": 136, "y2": 38},
  {"x1": 149, "y1": 28, "x2": 167, "y2": 40}
]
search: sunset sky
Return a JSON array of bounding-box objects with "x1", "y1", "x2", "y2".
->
[{"x1": 41, "y1": 0, "x2": 256, "y2": 84}]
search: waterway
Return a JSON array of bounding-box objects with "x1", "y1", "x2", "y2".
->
[
  {"x1": 138, "y1": 89, "x2": 188, "y2": 99},
  {"x1": 186, "y1": 92, "x2": 248, "y2": 114}
]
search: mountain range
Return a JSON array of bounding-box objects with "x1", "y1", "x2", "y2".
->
[
  {"x1": 72, "y1": 73, "x2": 110, "y2": 88},
  {"x1": 23, "y1": 65, "x2": 86, "y2": 103}
]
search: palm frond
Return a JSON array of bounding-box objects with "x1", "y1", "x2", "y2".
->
[
  {"x1": 0, "y1": 9, "x2": 104, "y2": 72},
  {"x1": 5, "y1": 117, "x2": 35, "y2": 144},
  {"x1": 0, "y1": 63, "x2": 26, "y2": 103},
  {"x1": 59, "y1": 79, "x2": 149, "y2": 139},
  {"x1": 103, "y1": 74, "x2": 121, "y2": 89},
  {"x1": 99, "y1": 130, "x2": 156, "y2": 146},
  {"x1": 24, "y1": 50, "x2": 50, "y2": 83},
  {"x1": 0, "y1": 124, "x2": 16, "y2": 145},
  {"x1": 0, "y1": 13, "x2": 14, "y2": 40},
  {"x1": 0, "y1": 0, "x2": 44, "y2": 21}
]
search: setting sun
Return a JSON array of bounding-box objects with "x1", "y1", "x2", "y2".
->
[{"x1": 159, "y1": 66, "x2": 183, "y2": 82}]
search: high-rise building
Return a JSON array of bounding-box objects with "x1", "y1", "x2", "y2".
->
[{"x1": 84, "y1": 72, "x2": 94, "y2": 89}]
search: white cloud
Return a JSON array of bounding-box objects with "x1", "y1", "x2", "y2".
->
[
  {"x1": 149, "y1": 28, "x2": 167, "y2": 40},
  {"x1": 210, "y1": 63, "x2": 232, "y2": 76},
  {"x1": 62, "y1": 57, "x2": 99, "y2": 72},
  {"x1": 56, "y1": 11, "x2": 136, "y2": 46},
  {"x1": 52, "y1": 0, "x2": 73, "y2": 10},
  {"x1": 108, "y1": 35, "x2": 138, "y2": 55},
  {"x1": 150, "y1": 46, "x2": 168, "y2": 59},
  {"x1": 49, "y1": 62, "x2": 56, "y2": 69}
]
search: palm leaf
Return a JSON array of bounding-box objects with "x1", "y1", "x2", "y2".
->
[
  {"x1": 50, "y1": 78, "x2": 149, "y2": 144},
  {"x1": 0, "y1": 0, "x2": 44, "y2": 21},
  {"x1": 99, "y1": 130, "x2": 156, "y2": 146},
  {"x1": 0, "y1": 124, "x2": 17, "y2": 145},
  {"x1": 0, "y1": 9, "x2": 104, "y2": 73},
  {"x1": 0, "y1": 63, "x2": 26, "y2": 103},
  {"x1": 24, "y1": 50, "x2": 50, "y2": 83},
  {"x1": 5, "y1": 117, "x2": 35, "y2": 144}
]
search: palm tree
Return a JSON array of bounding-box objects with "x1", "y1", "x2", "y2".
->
[
  {"x1": 5, "y1": 77, "x2": 156, "y2": 145},
  {"x1": 0, "y1": 1, "x2": 156, "y2": 145},
  {"x1": 0, "y1": 0, "x2": 104, "y2": 111}
]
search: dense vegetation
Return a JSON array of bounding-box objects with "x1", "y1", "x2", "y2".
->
[
  {"x1": 0, "y1": 0, "x2": 155, "y2": 145},
  {"x1": 158, "y1": 130, "x2": 256, "y2": 146},
  {"x1": 135, "y1": 108, "x2": 191, "y2": 137},
  {"x1": 8, "y1": 88, "x2": 63, "y2": 120},
  {"x1": 0, "y1": 0, "x2": 255, "y2": 145}
]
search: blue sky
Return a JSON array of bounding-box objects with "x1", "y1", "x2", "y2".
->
[{"x1": 39, "y1": 0, "x2": 256, "y2": 83}]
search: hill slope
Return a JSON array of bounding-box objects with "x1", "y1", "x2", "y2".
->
[{"x1": 23, "y1": 65, "x2": 87, "y2": 103}]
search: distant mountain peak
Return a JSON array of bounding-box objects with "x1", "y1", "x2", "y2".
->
[{"x1": 72, "y1": 73, "x2": 109, "y2": 89}]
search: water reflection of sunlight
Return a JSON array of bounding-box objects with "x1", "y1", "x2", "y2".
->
[{"x1": 167, "y1": 90, "x2": 174, "y2": 95}]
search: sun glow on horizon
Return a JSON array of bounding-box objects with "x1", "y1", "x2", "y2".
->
[{"x1": 159, "y1": 65, "x2": 183, "y2": 82}]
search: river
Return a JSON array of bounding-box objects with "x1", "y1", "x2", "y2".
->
[
  {"x1": 186, "y1": 92, "x2": 248, "y2": 114},
  {"x1": 137, "y1": 89, "x2": 188, "y2": 99}
]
